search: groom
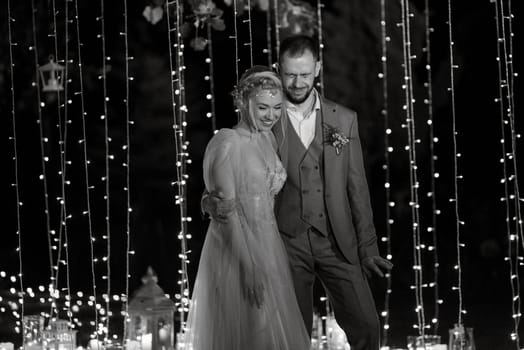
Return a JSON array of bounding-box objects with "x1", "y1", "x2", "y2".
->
[{"x1": 206, "y1": 35, "x2": 392, "y2": 350}]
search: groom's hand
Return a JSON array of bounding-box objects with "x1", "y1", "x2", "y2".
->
[
  {"x1": 362, "y1": 256, "x2": 393, "y2": 278},
  {"x1": 202, "y1": 191, "x2": 236, "y2": 223}
]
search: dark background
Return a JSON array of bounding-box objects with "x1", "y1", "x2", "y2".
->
[{"x1": 1, "y1": 0, "x2": 523, "y2": 349}]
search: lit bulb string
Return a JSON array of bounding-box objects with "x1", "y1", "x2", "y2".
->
[
  {"x1": 176, "y1": 0, "x2": 192, "y2": 324},
  {"x1": 206, "y1": 22, "x2": 217, "y2": 132},
  {"x1": 165, "y1": 0, "x2": 191, "y2": 327},
  {"x1": 493, "y1": 0, "x2": 522, "y2": 344},
  {"x1": 30, "y1": 0, "x2": 55, "y2": 299},
  {"x1": 73, "y1": 0, "x2": 100, "y2": 338},
  {"x1": 264, "y1": 2, "x2": 272, "y2": 67},
  {"x1": 7, "y1": 0, "x2": 25, "y2": 341},
  {"x1": 316, "y1": 0, "x2": 324, "y2": 95},
  {"x1": 423, "y1": 0, "x2": 441, "y2": 334},
  {"x1": 378, "y1": 0, "x2": 393, "y2": 345},
  {"x1": 232, "y1": 0, "x2": 240, "y2": 83},
  {"x1": 273, "y1": 0, "x2": 280, "y2": 60},
  {"x1": 400, "y1": 0, "x2": 426, "y2": 335},
  {"x1": 97, "y1": 0, "x2": 112, "y2": 342},
  {"x1": 49, "y1": 0, "x2": 68, "y2": 323},
  {"x1": 447, "y1": 0, "x2": 465, "y2": 328},
  {"x1": 244, "y1": 0, "x2": 254, "y2": 68},
  {"x1": 62, "y1": 0, "x2": 74, "y2": 327},
  {"x1": 121, "y1": 0, "x2": 133, "y2": 341}
]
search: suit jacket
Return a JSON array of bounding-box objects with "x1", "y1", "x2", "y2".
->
[{"x1": 273, "y1": 96, "x2": 379, "y2": 265}]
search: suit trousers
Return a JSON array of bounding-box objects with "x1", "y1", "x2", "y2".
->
[{"x1": 280, "y1": 227, "x2": 380, "y2": 350}]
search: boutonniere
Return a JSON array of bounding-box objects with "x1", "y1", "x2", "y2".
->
[{"x1": 323, "y1": 123, "x2": 350, "y2": 155}]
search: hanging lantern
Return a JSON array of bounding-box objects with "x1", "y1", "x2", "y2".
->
[
  {"x1": 449, "y1": 324, "x2": 475, "y2": 350},
  {"x1": 126, "y1": 267, "x2": 176, "y2": 350},
  {"x1": 41, "y1": 319, "x2": 77, "y2": 350},
  {"x1": 38, "y1": 56, "x2": 65, "y2": 92}
]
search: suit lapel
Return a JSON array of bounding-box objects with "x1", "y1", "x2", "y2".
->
[{"x1": 320, "y1": 97, "x2": 340, "y2": 185}]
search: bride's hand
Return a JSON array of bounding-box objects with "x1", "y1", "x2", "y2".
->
[{"x1": 241, "y1": 263, "x2": 265, "y2": 308}]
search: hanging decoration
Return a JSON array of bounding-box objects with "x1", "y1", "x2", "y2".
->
[
  {"x1": 188, "y1": 0, "x2": 225, "y2": 51},
  {"x1": 7, "y1": 0, "x2": 25, "y2": 342},
  {"x1": 143, "y1": 0, "x2": 165, "y2": 25},
  {"x1": 378, "y1": 0, "x2": 394, "y2": 346},
  {"x1": 399, "y1": 0, "x2": 427, "y2": 336},
  {"x1": 492, "y1": 0, "x2": 523, "y2": 346},
  {"x1": 38, "y1": 57, "x2": 65, "y2": 92}
]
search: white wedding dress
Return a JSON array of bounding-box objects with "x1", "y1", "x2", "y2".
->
[{"x1": 183, "y1": 128, "x2": 310, "y2": 350}]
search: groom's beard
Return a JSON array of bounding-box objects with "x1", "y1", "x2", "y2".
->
[{"x1": 285, "y1": 85, "x2": 314, "y2": 105}]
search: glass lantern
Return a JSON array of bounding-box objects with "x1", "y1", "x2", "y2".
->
[
  {"x1": 449, "y1": 323, "x2": 475, "y2": 350},
  {"x1": 23, "y1": 315, "x2": 45, "y2": 348},
  {"x1": 42, "y1": 319, "x2": 77, "y2": 350},
  {"x1": 126, "y1": 267, "x2": 176, "y2": 350},
  {"x1": 38, "y1": 56, "x2": 65, "y2": 92}
]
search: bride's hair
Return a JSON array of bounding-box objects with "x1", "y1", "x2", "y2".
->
[{"x1": 232, "y1": 66, "x2": 283, "y2": 132}]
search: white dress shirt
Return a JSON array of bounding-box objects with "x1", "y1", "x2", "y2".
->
[{"x1": 286, "y1": 89, "x2": 321, "y2": 149}]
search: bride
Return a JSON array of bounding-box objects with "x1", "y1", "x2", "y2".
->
[{"x1": 183, "y1": 66, "x2": 310, "y2": 350}]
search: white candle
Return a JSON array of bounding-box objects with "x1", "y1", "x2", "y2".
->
[{"x1": 140, "y1": 333, "x2": 152, "y2": 350}]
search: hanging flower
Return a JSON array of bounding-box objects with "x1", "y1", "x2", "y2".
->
[
  {"x1": 190, "y1": 36, "x2": 208, "y2": 51},
  {"x1": 143, "y1": 4, "x2": 164, "y2": 25},
  {"x1": 323, "y1": 123, "x2": 350, "y2": 155}
]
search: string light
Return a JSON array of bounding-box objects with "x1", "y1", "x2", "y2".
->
[
  {"x1": 97, "y1": 0, "x2": 113, "y2": 342},
  {"x1": 121, "y1": 0, "x2": 133, "y2": 342},
  {"x1": 264, "y1": 1, "x2": 272, "y2": 67},
  {"x1": 73, "y1": 0, "x2": 99, "y2": 340},
  {"x1": 7, "y1": 0, "x2": 25, "y2": 342},
  {"x1": 273, "y1": 0, "x2": 281, "y2": 59},
  {"x1": 378, "y1": 0, "x2": 393, "y2": 345},
  {"x1": 423, "y1": 0, "x2": 441, "y2": 334},
  {"x1": 30, "y1": 0, "x2": 56, "y2": 322},
  {"x1": 206, "y1": 22, "x2": 217, "y2": 132},
  {"x1": 166, "y1": 0, "x2": 191, "y2": 331},
  {"x1": 245, "y1": 0, "x2": 254, "y2": 68},
  {"x1": 492, "y1": 0, "x2": 522, "y2": 345},
  {"x1": 447, "y1": 0, "x2": 466, "y2": 329},
  {"x1": 316, "y1": 0, "x2": 325, "y2": 95},
  {"x1": 232, "y1": 0, "x2": 240, "y2": 83},
  {"x1": 400, "y1": 0, "x2": 426, "y2": 336}
]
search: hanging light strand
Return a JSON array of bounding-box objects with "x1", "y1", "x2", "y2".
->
[
  {"x1": 7, "y1": 0, "x2": 25, "y2": 341},
  {"x1": 97, "y1": 0, "x2": 112, "y2": 342},
  {"x1": 166, "y1": 0, "x2": 191, "y2": 329},
  {"x1": 121, "y1": 0, "x2": 133, "y2": 341},
  {"x1": 264, "y1": 2, "x2": 272, "y2": 67},
  {"x1": 73, "y1": 0, "x2": 99, "y2": 338},
  {"x1": 316, "y1": 0, "x2": 324, "y2": 95},
  {"x1": 423, "y1": 0, "x2": 441, "y2": 334},
  {"x1": 206, "y1": 22, "x2": 217, "y2": 132},
  {"x1": 493, "y1": 0, "x2": 522, "y2": 344},
  {"x1": 273, "y1": 0, "x2": 281, "y2": 59},
  {"x1": 400, "y1": 0, "x2": 426, "y2": 335},
  {"x1": 447, "y1": 0, "x2": 466, "y2": 328},
  {"x1": 30, "y1": 0, "x2": 55, "y2": 300},
  {"x1": 245, "y1": 0, "x2": 254, "y2": 67},
  {"x1": 378, "y1": 0, "x2": 393, "y2": 345},
  {"x1": 232, "y1": 0, "x2": 240, "y2": 83}
]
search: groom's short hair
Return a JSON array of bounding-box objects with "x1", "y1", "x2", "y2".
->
[{"x1": 279, "y1": 35, "x2": 320, "y2": 62}]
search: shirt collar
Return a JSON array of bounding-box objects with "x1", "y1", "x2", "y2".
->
[{"x1": 287, "y1": 89, "x2": 321, "y2": 118}]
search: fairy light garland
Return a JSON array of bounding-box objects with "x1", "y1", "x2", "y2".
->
[
  {"x1": 245, "y1": 0, "x2": 254, "y2": 67},
  {"x1": 165, "y1": 0, "x2": 191, "y2": 329},
  {"x1": 30, "y1": 0, "x2": 56, "y2": 309},
  {"x1": 378, "y1": 0, "x2": 394, "y2": 345},
  {"x1": 447, "y1": 0, "x2": 466, "y2": 329},
  {"x1": 206, "y1": 22, "x2": 217, "y2": 132},
  {"x1": 493, "y1": 0, "x2": 522, "y2": 344},
  {"x1": 97, "y1": 0, "x2": 113, "y2": 342},
  {"x1": 316, "y1": 0, "x2": 324, "y2": 95},
  {"x1": 232, "y1": 0, "x2": 240, "y2": 83},
  {"x1": 400, "y1": 0, "x2": 426, "y2": 335},
  {"x1": 264, "y1": 2, "x2": 272, "y2": 67},
  {"x1": 73, "y1": 0, "x2": 100, "y2": 340},
  {"x1": 7, "y1": 0, "x2": 26, "y2": 341},
  {"x1": 423, "y1": 0, "x2": 441, "y2": 334},
  {"x1": 121, "y1": 0, "x2": 133, "y2": 342},
  {"x1": 273, "y1": 0, "x2": 281, "y2": 60}
]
